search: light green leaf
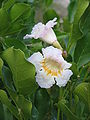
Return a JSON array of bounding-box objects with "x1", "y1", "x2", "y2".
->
[
  {"x1": 74, "y1": 82, "x2": 90, "y2": 111},
  {"x1": 2, "y1": 47, "x2": 37, "y2": 96},
  {"x1": 10, "y1": 3, "x2": 31, "y2": 22}
]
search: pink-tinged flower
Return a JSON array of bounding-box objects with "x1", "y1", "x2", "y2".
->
[
  {"x1": 28, "y1": 46, "x2": 73, "y2": 88},
  {"x1": 24, "y1": 18, "x2": 62, "y2": 50}
]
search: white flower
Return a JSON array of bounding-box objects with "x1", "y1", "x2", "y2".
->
[
  {"x1": 24, "y1": 18, "x2": 63, "y2": 50},
  {"x1": 28, "y1": 46, "x2": 73, "y2": 88}
]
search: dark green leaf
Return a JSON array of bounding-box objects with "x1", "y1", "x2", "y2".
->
[
  {"x1": 35, "y1": 88, "x2": 51, "y2": 120},
  {"x1": 43, "y1": 9, "x2": 59, "y2": 24},
  {"x1": 68, "y1": 0, "x2": 89, "y2": 55},
  {"x1": 4, "y1": 38, "x2": 29, "y2": 57},
  {"x1": 74, "y1": 5, "x2": 90, "y2": 68}
]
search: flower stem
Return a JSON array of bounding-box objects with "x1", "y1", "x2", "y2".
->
[
  {"x1": 57, "y1": 106, "x2": 60, "y2": 120},
  {"x1": 57, "y1": 88, "x2": 63, "y2": 120}
]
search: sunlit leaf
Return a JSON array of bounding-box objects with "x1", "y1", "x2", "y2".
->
[{"x1": 2, "y1": 47, "x2": 37, "y2": 96}]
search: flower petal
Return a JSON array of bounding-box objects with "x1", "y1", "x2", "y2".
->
[
  {"x1": 46, "y1": 17, "x2": 57, "y2": 28},
  {"x1": 36, "y1": 69, "x2": 55, "y2": 88},
  {"x1": 56, "y1": 69, "x2": 73, "y2": 87},
  {"x1": 42, "y1": 46, "x2": 62, "y2": 59},
  {"x1": 28, "y1": 52, "x2": 43, "y2": 71},
  {"x1": 41, "y1": 28, "x2": 57, "y2": 44}
]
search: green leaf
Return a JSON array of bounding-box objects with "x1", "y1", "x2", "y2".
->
[
  {"x1": 74, "y1": 82, "x2": 90, "y2": 111},
  {"x1": 35, "y1": 88, "x2": 51, "y2": 120},
  {"x1": 74, "y1": 5, "x2": 90, "y2": 68},
  {"x1": 74, "y1": 33, "x2": 90, "y2": 68},
  {"x1": 8, "y1": 89, "x2": 32, "y2": 120},
  {"x1": 68, "y1": 0, "x2": 89, "y2": 55},
  {"x1": 3, "y1": 105, "x2": 13, "y2": 120},
  {"x1": 0, "y1": 8, "x2": 9, "y2": 34},
  {"x1": 10, "y1": 3, "x2": 31, "y2": 22},
  {"x1": 0, "y1": 90, "x2": 19, "y2": 119},
  {"x1": 2, "y1": 47, "x2": 37, "y2": 96},
  {"x1": 43, "y1": 9, "x2": 59, "y2": 24},
  {"x1": 2, "y1": 65, "x2": 32, "y2": 120},
  {"x1": 58, "y1": 100, "x2": 79, "y2": 120},
  {"x1": 0, "y1": 58, "x2": 3, "y2": 77},
  {"x1": 4, "y1": 38, "x2": 29, "y2": 57},
  {"x1": 0, "y1": 102, "x2": 4, "y2": 120},
  {"x1": 44, "y1": 0, "x2": 53, "y2": 7},
  {"x1": 3, "y1": 0, "x2": 15, "y2": 11},
  {"x1": 79, "y1": 5, "x2": 90, "y2": 34},
  {"x1": 68, "y1": 0, "x2": 77, "y2": 23},
  {"x1": 63, "y1": 17, "x2": 72, "y2": 33}
]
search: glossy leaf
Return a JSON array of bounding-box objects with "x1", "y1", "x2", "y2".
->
[{"x1": 2, "y1": 47, "x2": 37, "y2": 96}]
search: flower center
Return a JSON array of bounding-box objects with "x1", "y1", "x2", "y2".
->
[{"x1": 41, "y1": 58, "x2": 62, "y2": 76}]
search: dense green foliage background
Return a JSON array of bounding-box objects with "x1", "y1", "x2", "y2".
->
[{"x1": 0, "y1": 0, "x2": 90, "y2": 120}]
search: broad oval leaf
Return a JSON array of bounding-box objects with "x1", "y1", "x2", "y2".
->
[{"x1": 2, "y1": 47, "x2": 37, "y2": 96}]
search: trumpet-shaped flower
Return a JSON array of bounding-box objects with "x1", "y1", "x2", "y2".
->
[
  {"x1": 28, "y1": 46, "x2": 73, "y2": 88},
  {"x1": 24, "y1": 18, "x2": 62, "y2": 50}
]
